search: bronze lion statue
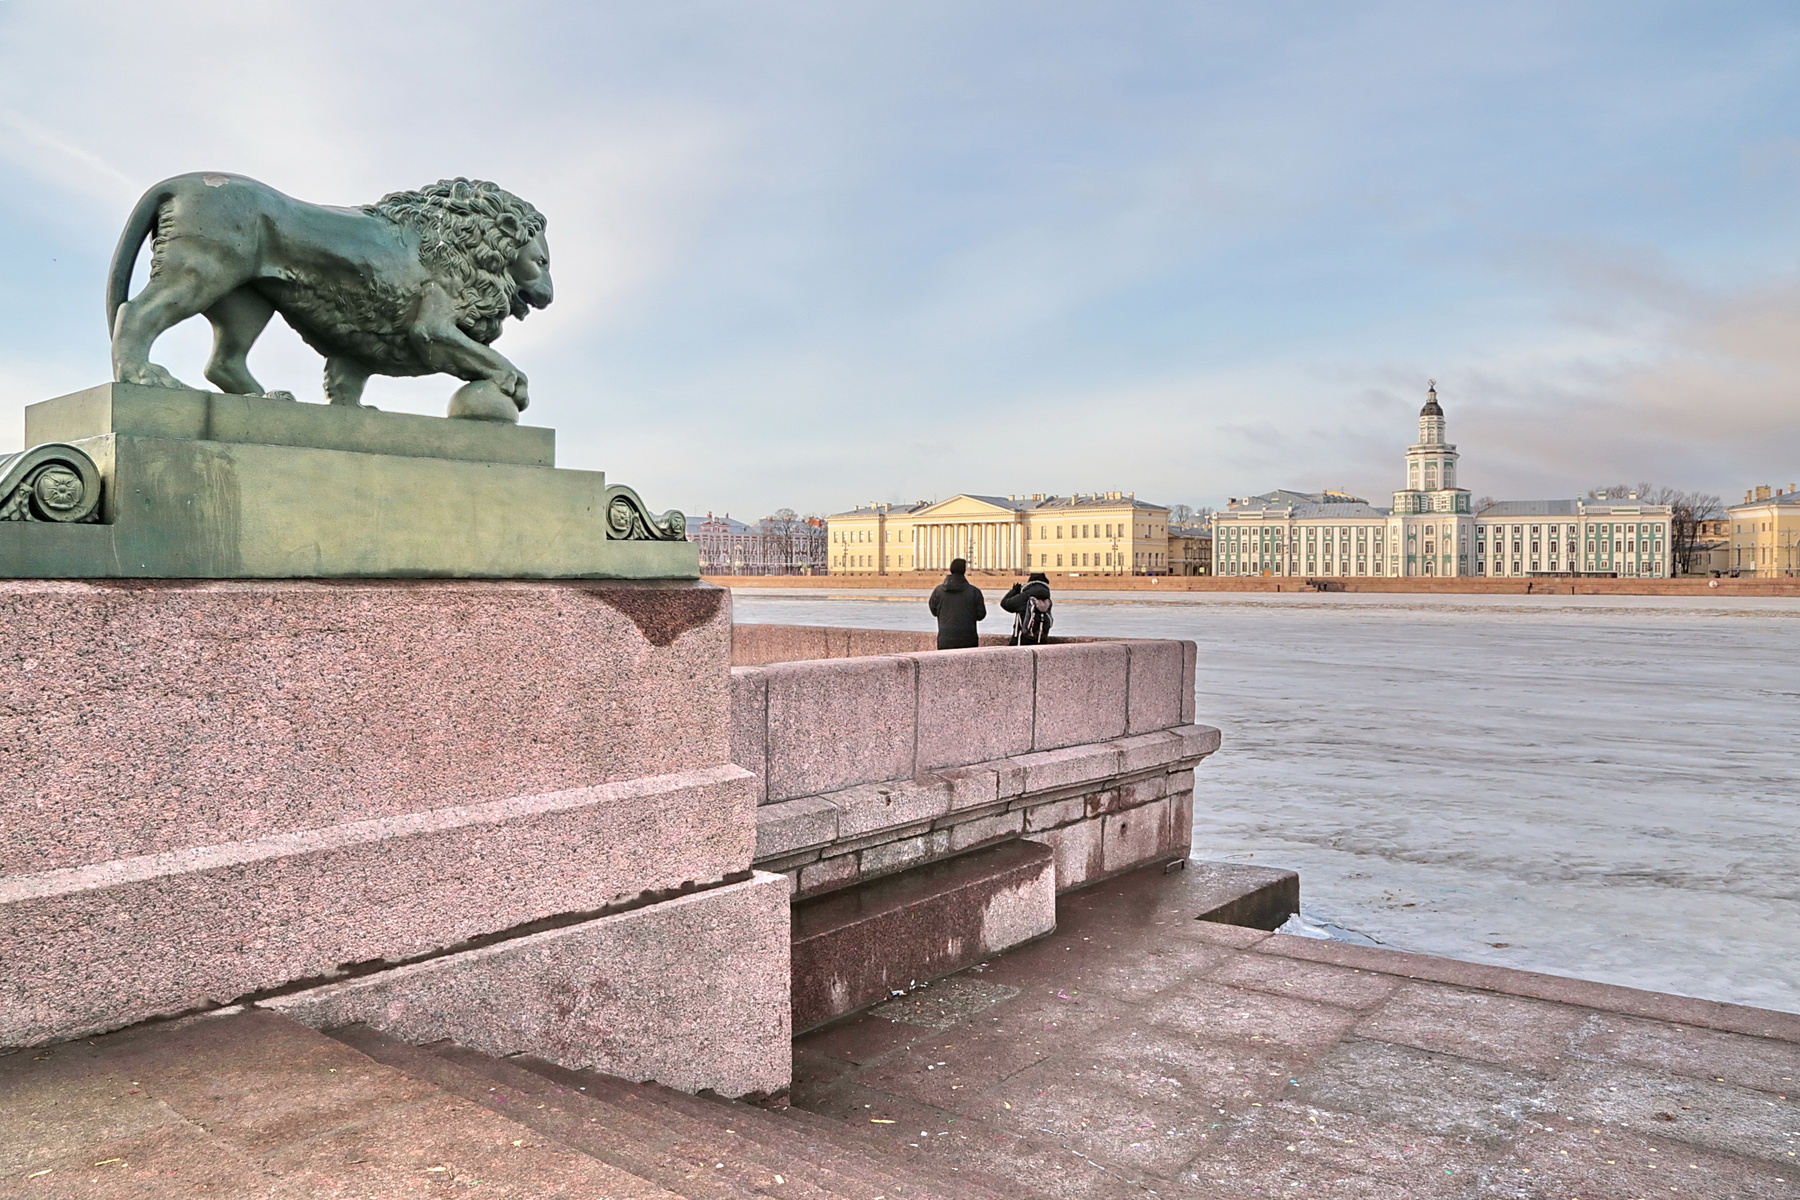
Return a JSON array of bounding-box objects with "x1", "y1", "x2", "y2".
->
[{"x1": 106, "y1": 173, "x2": 552, "y2": 413}]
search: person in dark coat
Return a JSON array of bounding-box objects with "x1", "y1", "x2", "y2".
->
[
  {"x1": 1002, "y1": 572, "x2": 1054, "y2": 645},
  {"x1": 928, "y1": 558, "x2": 986, "y2": 649}
]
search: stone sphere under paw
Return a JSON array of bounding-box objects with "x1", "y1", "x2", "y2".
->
[{"x1": 447, "y1": 380, "x2": 520, "y2": 423}]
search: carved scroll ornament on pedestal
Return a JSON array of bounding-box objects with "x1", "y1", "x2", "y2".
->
[
  {"x1": 0, "y1": 443, "x2": 103, "y2": 523},
  {"x1": 604, "y1": 485, "x2": 686, "y2": 541}
]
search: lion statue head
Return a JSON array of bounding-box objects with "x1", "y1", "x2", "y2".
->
[{"x1": 364, "y1": 178, "x2": 551, "y2": 344}]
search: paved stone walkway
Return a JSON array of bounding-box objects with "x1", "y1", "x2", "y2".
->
[{"x1": 793, "y1": 864, "x2": 1800, "y2": 1198}]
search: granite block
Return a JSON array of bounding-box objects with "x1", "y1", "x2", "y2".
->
[
  {"x1": 859, "y1": 829, "x2": 952, "y2": 877},
  {"x1": 798, "y1": 853, "x2": 861, "y2": 896},
  {"x1": 1125, "y1": 640, "x2": 1185, "y2": 734},
  {"x1": 994, "y1": 757, "x2": 1028, "y2": 799},
  {"x1": 938, "y1": 764, "x2": 1001, "y2": 812},
  {"x1": 1180, "y1": 639, "x2": 1197, "y2": 724},
  {"x1": 751, "y1": 846, "x2": 823, "y2": 874},
  {"x1": 1030, "y1": 642, "x2": 1128, "y2": 750},
  {"x1": 762, "y1": 655, "x2": 917, "y2": 801},
  {"x1": 1172, "y1": 723, "x2": 1224, "y2": 761},
  {"x1": 1031, "y1": 817, "x2": 1103, "y2": 892},
  {"x1": 847, "y1": 627, "x2": 938, "y2": 658},
  {"x1": 827, "y1": 776, "x2": 951, "y2": 839},
  {"x1": 1101, "y1": 798, "x2": 1175, "y2": 875},
  {"x1": 945, "y1": 808, "x2": 1025, "y2": 852},
  {"x1": 731, "y1": 622, "x2": 834, "y2": 666},
  {"x1": 827, "y1": 818, "x2": 936, "y2": 857},
  {"x1": 914, "y1": 646, "x2": 1035, "y2": 771},
  {"x1": 1080, "y1": 787, "x2": 1122, "y2": 817},
  {"x1": 791, "y1": 840, "x2": 1055, "y2": 1031},
  {"x1": 1355, "y1": 980, "x2": 1589, "y2": 1074},
  {"x1": 269, "y1": 872, "x2": 791, "y2": 1097},
  {"x1": 1023, "y1": 796, "x2": 1086, "y2": 832},
  {"x1": 1, "y1": 764, "x2": 755, "y2": 1046},
  {"x1": 1572, "y1": 1012, "x2": 1800, "y2": 1095},
  {"x1": 753, "y1": 795, "x2": 838, "y2": 858},
  {"x1": 1207, "y1": 952, "x2": 1400, "y2": 1010},
  {"x1": 1013, "y1": 743, "x2": 1124, "y2": 795},
  {"x1": 1114, "y1": 728, "x2": 1186, "y2": 774},
  {"x1": 0, "y1": 579, "x2": 732, "y2": 875},
  {"x1": 1114, "y1": 771, "x2": 1170, "y2": 811},
  {"x1": 1168, "y1": 789, "x2": 1195, "y2": 856},
  {"x1": 730, "y1": 666, "x2": 769, "y2": 804}
]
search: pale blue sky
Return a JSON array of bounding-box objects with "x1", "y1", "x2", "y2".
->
[{"x1": 2, "y1": 2, "x2": 1798, "y2": 518}]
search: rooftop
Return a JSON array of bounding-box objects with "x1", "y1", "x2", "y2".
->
[{"x1": 830, "y1": 493, "x2": 1170, "y2": 519}]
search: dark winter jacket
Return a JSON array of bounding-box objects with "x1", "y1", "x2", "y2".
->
[
  {"x1": 1001, "y1": 579, "x2": 1053, "y2": 645},
  {"x1": 928, "y1": 574, "x2": 987, "y2": 649}
]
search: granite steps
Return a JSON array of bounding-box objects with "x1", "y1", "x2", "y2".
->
[{"x1": 329, "y1": 1023, "x2": 1049, "y2": 1200}]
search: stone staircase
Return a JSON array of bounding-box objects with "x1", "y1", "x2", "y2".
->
[{"x1": 1, "y1": 1006, "x2": 1047, "y2": 1199}]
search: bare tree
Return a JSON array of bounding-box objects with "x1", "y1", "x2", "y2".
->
[
  {"x1": 1474, "y1": 495, "x2": 1497, "y2": 511},
  {"x1": 1167, "y1": 503, "x2": 1195, "y2": 523},
  {"x1": 758, "y1": 509, "x2": 800, "y2": 575}
]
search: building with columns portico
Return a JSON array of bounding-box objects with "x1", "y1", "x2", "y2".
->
[
  {"x1": 1212, "y1": 384, "x2": 1673, "y2": 580},
  {"x1": 828, "y1": 492, "x2": 1173, "y2": 576}
]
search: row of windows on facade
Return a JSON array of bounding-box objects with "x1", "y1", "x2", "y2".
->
[
  {"x1": 831, "y1": 551, "x2": 1163, "y2": 569},
  {"x1": 1217, "y1": 522, "x2": 1668, "y2": 575},
  {"x1": 1220, "y1": 522, "x2": 1666, "y2": 549},
  {"x1": 833, "y1": 521, "x2": 1147, "y2": 544}
]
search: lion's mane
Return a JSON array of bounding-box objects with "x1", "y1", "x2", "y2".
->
[{"x1": 364, "y1": 179, "x2": 546, "y2": 345}]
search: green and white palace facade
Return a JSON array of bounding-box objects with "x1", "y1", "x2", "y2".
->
[{"x1": 1211, "y1": 386, "x2": 1673, "y2": 580}]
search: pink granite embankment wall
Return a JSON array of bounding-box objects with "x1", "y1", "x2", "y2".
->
[
  {"x1": 730, "y1": 634, "x2": 1196, "y2": 804},
  {"x1": 736, "y1": 627, "x2": 1216, "y2": 901},
  {"x1": 0, "y1": 580, "x2": 731, "y2": 874},
  {"x1": 0, "y1": 579, "x2": 757, "y2": 1047}
]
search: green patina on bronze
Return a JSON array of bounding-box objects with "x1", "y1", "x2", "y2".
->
[
  {"x1": 0, "y1": 172, "x2": 693, "y2": 579},
  {"x1": 1, "y1": 386, "x2": 696, "y2": 580},
  {"x1": 107, "y1": 174, "x2": 552, "y2": 418}
]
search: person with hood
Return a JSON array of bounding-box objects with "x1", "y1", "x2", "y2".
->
[
  {"x1": 1002, "y1": 572, "x2": 1054, "y2": 645},
  {"x1": 928, "y1": 557, "x2": 986, "y2": 649}
]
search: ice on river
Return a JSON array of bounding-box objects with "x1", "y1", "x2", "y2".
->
[{"x1": 731, "y1": 588, "x2": 1800, "y2": 1013}]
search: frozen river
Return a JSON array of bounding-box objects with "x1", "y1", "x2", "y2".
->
[{"x1": 731, "y1": 588, "x2": 1800, "y2": 1013}]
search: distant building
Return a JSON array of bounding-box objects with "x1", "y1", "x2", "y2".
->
[
  {"x1": 1212, "y1": 385, "x2": 1673, "y2": 580},
  {"x1": 690, "y1": 512, "x2": 827, "y2": 575},
  {"x1": 827, "y1": 493, "x2": 1172, "y2": 576},
  {"x1": 1688, "y1": 518, "x2": 1732, "y2": 576},
  {"x1": 1726, "y1": 485, "x2": 1800, "y2": 577},
  {"x1": 1166, "y1": 524, "x2": 1212, "y2": 576}
]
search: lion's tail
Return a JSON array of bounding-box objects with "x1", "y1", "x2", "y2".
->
[{"x1": 106, "y1": 184, "x2": 172, "y2": 336}]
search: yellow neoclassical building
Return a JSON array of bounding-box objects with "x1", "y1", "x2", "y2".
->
[
  {"x1": 1726, "y1": 485, "x2": 1800, "y2": 577},
  {"x1": 827, "y1": 493, "x2": 1173, "y2": 576}
]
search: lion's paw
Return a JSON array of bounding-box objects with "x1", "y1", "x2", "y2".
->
[
  {"x1": 121, "y1": 363, "x2": 191, "y2": 390},
  {"x1": 260, "y1": 390, "x2": 298, "y2": 402}
]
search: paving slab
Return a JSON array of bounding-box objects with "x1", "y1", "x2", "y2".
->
[
  {"x1": 791, "y1": 858, "x2": 1800, "y2": 1197},
  {"x1": 0, "y1": 1008, "x2": 680, "y2": 1198}
]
